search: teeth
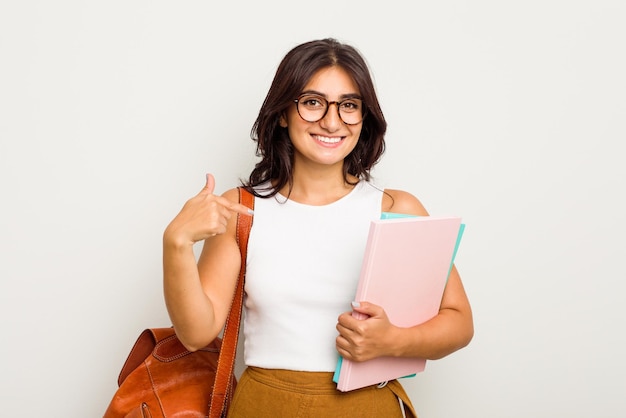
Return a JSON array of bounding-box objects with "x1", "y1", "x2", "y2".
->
[{"x1": 315, "y1": 135, "x2": 342, "y2": 144}]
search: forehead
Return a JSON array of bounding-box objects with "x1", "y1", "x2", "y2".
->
[{"x1": 303, "y1": 66, "x2": 360, "y2": 96}]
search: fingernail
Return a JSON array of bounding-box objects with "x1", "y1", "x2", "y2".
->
[
  {"x1": 247, "y1": 209, "x2": 255, "y2": 215},
  {"x1": 351, "y1": 301, "x2": 361, "y2": 308}
]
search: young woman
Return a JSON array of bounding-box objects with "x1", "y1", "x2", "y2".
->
[{"x1": 163, "y1": 38, "x2": 473, "y2": 417}]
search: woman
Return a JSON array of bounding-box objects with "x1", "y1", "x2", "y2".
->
[{"x1": 163, "y1": 38, "x2": 473, "y2": 417}]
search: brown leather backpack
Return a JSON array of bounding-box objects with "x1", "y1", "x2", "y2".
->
[{"x1": 103, "y1": 187, "x2": 253, "y2": 418}]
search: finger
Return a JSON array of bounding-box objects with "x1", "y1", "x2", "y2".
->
[
  {"x1": 204, "y1": 173, "x2": 216, "y2": 194},
  {"x1": 214, "y1": 195, "x2": 254, "y2": 217},
  {"x1": 337, "y1": 311, "x2": 355, "y2": 328},
  {"x1": 351, "y1": 301, "x2": 379, "y2": 318},
  {"x1": 336, "y1": 335, "x2": 349, "y2": 352},
  {"x1": 230, "y1": 202, "x2": 255, "y2": 216},
  {"x1": 336, "y1": 321, "x2": 350, "y2": 336},
  {"x1": 337, "y1": 315, "x2": 364, "y2": 339}
]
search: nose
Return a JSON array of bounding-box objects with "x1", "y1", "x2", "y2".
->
[{"x1": 319, "y1": 102, "x2": 342, "y2": 131}]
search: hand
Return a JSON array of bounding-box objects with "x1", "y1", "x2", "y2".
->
[
  {"x1": 164, "y1": 173, "x2": 253, "y2": 247},
  {"x1": 335, "y1": 301, "x2": 397, "y2": 362}
]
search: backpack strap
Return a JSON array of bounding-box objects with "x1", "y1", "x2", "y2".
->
[{"x1": 208, "y1": 187, "x2": 254, "y2": 418}]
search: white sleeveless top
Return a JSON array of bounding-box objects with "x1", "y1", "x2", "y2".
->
[{"x1": 243, "y1": 181, "x2": 384, "y2": 371}]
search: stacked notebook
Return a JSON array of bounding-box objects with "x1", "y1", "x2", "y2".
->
[{"x1": 333, "y1": 213, "x2": 465, "y2": 392}]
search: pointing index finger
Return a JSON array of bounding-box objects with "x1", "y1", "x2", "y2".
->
[
  {"x1": 213, "y1": 187, "x2": 254, "y2": 217},
  {"x1": 231, "y1": 203, "x2": 254, "y2": 216},
  {"x1": 215, "y1": 195, "x2": 254, "y2": 216}
]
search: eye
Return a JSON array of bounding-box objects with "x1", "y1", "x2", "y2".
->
[
  {"x1": 299, "y1": 95, "x2": 326, "y2": 109},
  {"x1": 340, "y1": 99, "x2": 361, "y2": 112}
]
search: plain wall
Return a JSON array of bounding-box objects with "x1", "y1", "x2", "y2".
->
[{"x1": 1, "y1": 1, "x2": 624, "y2": 417}]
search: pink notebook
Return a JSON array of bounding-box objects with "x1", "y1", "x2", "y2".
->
[{"x1": 334, "y1": 215, "x2": 463, "y2": 392}]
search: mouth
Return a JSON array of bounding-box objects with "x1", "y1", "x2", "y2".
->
[{"x1": 313, "y1": 134, "x2": 344, "y2": 144}]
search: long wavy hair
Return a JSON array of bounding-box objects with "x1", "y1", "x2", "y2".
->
[{"x1": 244, "y1": 38, "x2": 387, "y2": 197}]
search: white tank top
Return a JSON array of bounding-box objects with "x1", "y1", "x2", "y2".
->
[{"x1": 243, "y1": 181, "x2": 384, "y2": 371}]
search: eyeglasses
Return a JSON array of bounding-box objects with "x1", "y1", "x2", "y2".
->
[{"x1": 294, "y1": 94, "x2": 365, "y2": 125}]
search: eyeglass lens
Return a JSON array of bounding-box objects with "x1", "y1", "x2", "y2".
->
[{"x1": 295, "y1": 94, "x2": 363, "y2": 125}]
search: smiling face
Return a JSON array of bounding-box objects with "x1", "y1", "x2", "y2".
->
[{"x1": 280, "y1": 66, "x2": 363, "y2": 172}]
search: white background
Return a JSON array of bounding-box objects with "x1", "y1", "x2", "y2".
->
[{"x1": 1, "y1": 1, "x2": 625, "y2": 417}]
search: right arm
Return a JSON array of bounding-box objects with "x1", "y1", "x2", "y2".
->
[{"x1": 162, "y1": 174, "x2": 252, "y2": 351}]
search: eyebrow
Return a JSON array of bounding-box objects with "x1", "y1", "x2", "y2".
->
[{"x1": 300, "y1": 90, "x2": 363, "y2": 100}]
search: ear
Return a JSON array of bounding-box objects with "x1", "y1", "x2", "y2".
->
[{"x1": 279, "y1": 113, "x2": 288, "y2": 128}]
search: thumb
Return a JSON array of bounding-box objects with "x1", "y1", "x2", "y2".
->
[
  {"x1": 351, "y1": 301, "x2": 382, "y2": 318},
  {"x1": 204, "y1": 173, "x2": 216, "y2": 194}
]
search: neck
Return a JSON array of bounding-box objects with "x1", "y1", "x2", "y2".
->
[{"x1": 279, "y1": 164, "x2": 359, "y2": 206}]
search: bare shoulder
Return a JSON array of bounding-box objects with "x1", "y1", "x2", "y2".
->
[
  {"x1": 382, "y1": 188, "x2": 429, "y2": 216},
  {"x1": 221, "y1": 187, "x2": 241, "y2": 203}
]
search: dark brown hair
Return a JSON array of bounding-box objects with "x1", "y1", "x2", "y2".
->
[{"x1": 245, "y1": 38, "x2": 387, "y2": 197}]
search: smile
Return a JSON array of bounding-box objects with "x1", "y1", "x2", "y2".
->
[{"x1": 313, "y1": 135, "x2": 343, "y2": 144}]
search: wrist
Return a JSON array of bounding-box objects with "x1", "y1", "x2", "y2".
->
[
  {"x1": 389, "y1": 326, "x2": 419, "y2": 358},
  {"x1": 163, "y1": 227, "x2": 195, "y2": 251}
]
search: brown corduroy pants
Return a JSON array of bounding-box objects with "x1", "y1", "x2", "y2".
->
[{"x1": 227, "y1": 367, "x2": 417, "y2": 418}]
